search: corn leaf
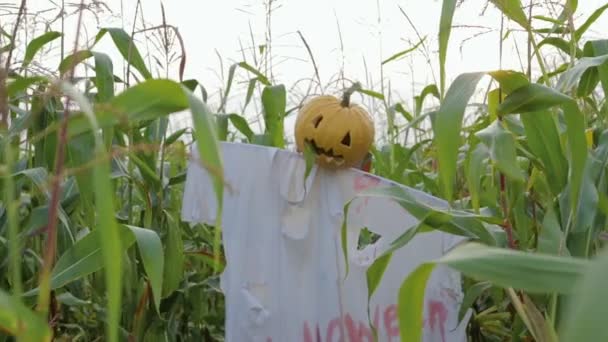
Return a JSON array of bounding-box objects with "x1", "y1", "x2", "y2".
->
[
  {"x1": 438, "y1": 0, "x2": 457, "y2": 97},
  {"x1": 94, "y1": 27, "x2": 152, "y2": 80},
  {"x1": 0, "y1": 290, "x2": 52, "y2": 341},
  {"x1": 497, "y1": 83, "x2": 573, "y2": 115},
  {"x1": 560, "y1": 247, "x2": 608, "y2": 342},
  {"x1": 262, "y1": 84, "x2": 286, "y2": 148},
  {"x1": 22, "y1": 31, "x2": 62, "y2": 68}
]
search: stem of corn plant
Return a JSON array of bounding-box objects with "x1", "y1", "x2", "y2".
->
[
  {"x1": 213, "y1": 214, "x2": 223, "y2": 273},
  {"x1": 0, "y1": 17, "x2": 22, "y2": 299},
  {"x1": 499, "y1": 171, "x2": 516, "y2": 249},
  {"x1": 36, "y1": 0, "x2": 85, "y2": 317},
  {"x1": 1, "y1": 0, "x2": 26, "y2": 128},
  {"x1": 126, "y1": 3, "x2": 139, "y2": 225},
  {"x1": 36, "y1": 94, "x2": 71, "y2": 315},
  {"x1": 4, "y1": 138, "x2": 22, "y2": 297}
]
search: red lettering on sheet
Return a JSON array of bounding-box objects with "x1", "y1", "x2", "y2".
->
[
  {"x1": 274, "y1": 303, "x2": 453, "y2": 341},
  {"x1": 345, "y1": 314, "x2": 374, "y2": 341},
  {"x1": 353, "y1": 175, "x2": 381, "y2": 213},
  {"x1": 428, "y1": 300, "x2": 448, "y2": 342},
  {"x1": 326, "y1": 317, "x2": 344, "y2": 342},
  {"x1": 383, "y1": 304, "x2": 400, "y2": 342},
  {"x1": 303, "y1": 321, "x2": 322, "y2": 342},
  {"x1": 297, "y1": 305, "x2": 400, "y2": 342}
]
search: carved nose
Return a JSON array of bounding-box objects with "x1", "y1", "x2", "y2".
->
[
  {"x1": 313, "y1": 115, "x2": 323, "y2": 128},
  {"x1": 341, "y1": 132, "x2": 351, "y2": 146}
]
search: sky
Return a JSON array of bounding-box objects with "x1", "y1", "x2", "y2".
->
[{"x1": 12, "y1": 0, "x2": 608, "y2": 144}]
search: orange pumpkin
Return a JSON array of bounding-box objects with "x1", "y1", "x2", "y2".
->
[{"x1": 294, "y1": 84, "x2": 375, "y2": 169}]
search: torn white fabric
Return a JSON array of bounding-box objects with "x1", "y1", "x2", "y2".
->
[{"x1": 182, "y1": 141, "x2": 471, "y2": 342}]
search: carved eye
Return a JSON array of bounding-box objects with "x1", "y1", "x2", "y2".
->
[
  {"x1": 341, "y1": 132, "x2": 351, "y2": 147},
  {"x1": 313, "y1": 115, "x2": 323, "y2": 128}
]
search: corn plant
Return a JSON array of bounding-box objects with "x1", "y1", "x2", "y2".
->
[
  {"x1": 1, "y1": 1, "x2": 608, "y2": 342},
  {"x1": 346, "y1": 1, "x2": 608, "y2": 341}
]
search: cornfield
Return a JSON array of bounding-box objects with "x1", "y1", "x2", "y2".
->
[{"x1": 1, "y1": 0, "x2": 607, "y2": 341}]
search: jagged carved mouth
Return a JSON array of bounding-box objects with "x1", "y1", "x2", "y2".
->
[{"x1": 304, "y1": 138, "x2": 345, "y2": 163}]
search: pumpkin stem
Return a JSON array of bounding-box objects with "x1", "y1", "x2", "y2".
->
[{"x1": 341, "y1": 82, "x2": 362, "y2": 107}]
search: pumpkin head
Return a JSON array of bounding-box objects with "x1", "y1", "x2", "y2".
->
[{"x1": 294, "y1": 87, "x2": 375, "y2": 169}]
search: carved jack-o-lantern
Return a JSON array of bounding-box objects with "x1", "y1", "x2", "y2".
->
[{"x1": 294, "y1": 85, "x2": 375, "y2": 169}]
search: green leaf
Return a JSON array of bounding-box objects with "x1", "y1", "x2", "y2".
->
[
  {"x1": 182, "y1": 85, "x2": 224, "y2": 270},
  {"x1": 92, "y1": 51, "x2": 116, "y2": 150},
  {"x1": 556, "y1": 54, "x2": 608, "y2": 93},
  {"x1": 414, "y1": 84, "x2": 440, "y2": 115},
  {"x1": 458, "y1": 281, "x2": 492, "y2": 321},
  {"x1": 366, "y1": 253, "x2": 393, "y2": 302},
  {"x1": 439, "y1": 242, "x2": 586, "y2": 293},
  {"x1": 66, "y1": 133, "x2": 95, "y2": 229},
  {"x1": 563, "y1": 101, "x2": 588, "y2": 233},
  {"x1": 215, "y1": 114, "x2": 229, "y2": 141},
  {"x1": 520, "y1": 110, "x2": 568, "y2": 194},
  {"x1": 433, "y1": 71, "x2": 486, "y2": 200},
  {"x1": 228, "y1": 114, "x2": 255, "y2": 141},
  {"x1": 382, "y1": 36, "x2": 426, "y2": 65},
  {"x1": 562, "y1": 157, "x2": 598, "y2": 236},
  {"x1": 237, "y1": 61, "x2": 271, "y2": 86},
  {"x1": 56, "y1": 292, "x2": 91, "y2": 307},
  {"x1": 262, "y1": 84, "x2": 286, "y2": 148},
  {"x1": 585, "y1": 40, "x2": 608, "y2": 97},
  {"x1": 507, "y1": 178, "x2": 530, "y2": 247},
  {"x1": 58, "y1": 50, "x2": 93, "y2": 75},
  {"x1": 465, "y1": 143, "x2": 488, "y2": 212},
  {"x1": 559, "y1": 247, "x2": 608, "y2": 342},
  {"x1": 537, "y1": 37, "x2": 583, "y2": 58},
  {"x1": 0, "y1": 289, "x2": 52, "y2": 341},
  {"x1": 357, "y1": 88, "x2": 385, "y2": 101},
  {"x1": 519, "y1": 293, "x2": 559, "y2": 342},
  {"x1": 532, "y1": 15, "x2": 565, "y2": 25},
  {"x1": 366, "y1": 221, "x2": 424, "y2": 300},
  {"x1": 303, "y1": 140, "x2": 316, "y2": 181},
  {"x1": 438, "y1": 0, "x2": 457, "y2": 97},
  {"x1": 12, "y1": 168, "x2": 73, "y2": 240},
  {"x1": 398, "y1": 241, "x2": 589, "y2": 340},
  {"x1": 574, "y1": 3, "x2": 608, "y2": 40},
  {"x1": 94, "y1": 28, "x2": 152, "y2": 79},
  {"x1": 397, "y1": 263, "x2": 436, "y2": 342},
  {"x1": 22, "y1": 226, "x2": 136, "y2": 296},
  {"x1": 497, "y1": 83, "x2": 573, "y2": 115},
  {"x1": 92, "y1": 52, "x2": 115, "y2": 102},
  {"x1": 57, "y1": 79, "x2": 189, "y2": 140},
  {"x1": 60, "y1": 81, "x2": 123, "y2": 342},
  {"x1": 341, "y1": 185, "x2": 500, "y2": 284},
  {"x1": 489, "y1": 0, "x2": 530, "y2": 30},
  {"x1": 244, "y1": 78, "x2": 258, "y2": 109},
  {"x1": 129, "y1": 152, "x2": 162, "y2": 188},
  {"x1": 7, "y1": 75, "x2": 48, "y2": 97},
  {"x1": 162, "y1": 211, "x2": 184, "y2": 297},
  {"x1": 128, "y1": 225, "x2": 164, "y2": 313},
  {"x1": 181, "y1": 79, "x2": 199, "y2": 91},
  {"x1": 577, "y1": 67, "x2": 600, "y2": 99},
  {"x1": 538, "y1": 205, "x2": 566, "y2": 255},
  {"x1": 165, "y1": 128, "x2": 188, "y2": 146},
  {"x1": 388, "y1": 103, "x2": 414, "y2": 121},
  {"x1": 476, "y1": 120, "x2": 526, "y2": 182},
  {"x1": 251, "y1": 133, "x2": 274, "y2": 146},
  {"x1": 488, "y1": 70, "x2": 530, "y2": 93},
  {"x1": 22, "y1": 31, "x2": 62, "y2": 68},
  {"x1": 219, "y1": 64, "x2": 237, "y2": 112}
]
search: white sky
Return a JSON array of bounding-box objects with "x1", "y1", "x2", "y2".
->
[{"x1": 12, "y1": 0, "x2": 608, "y2": 144}]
